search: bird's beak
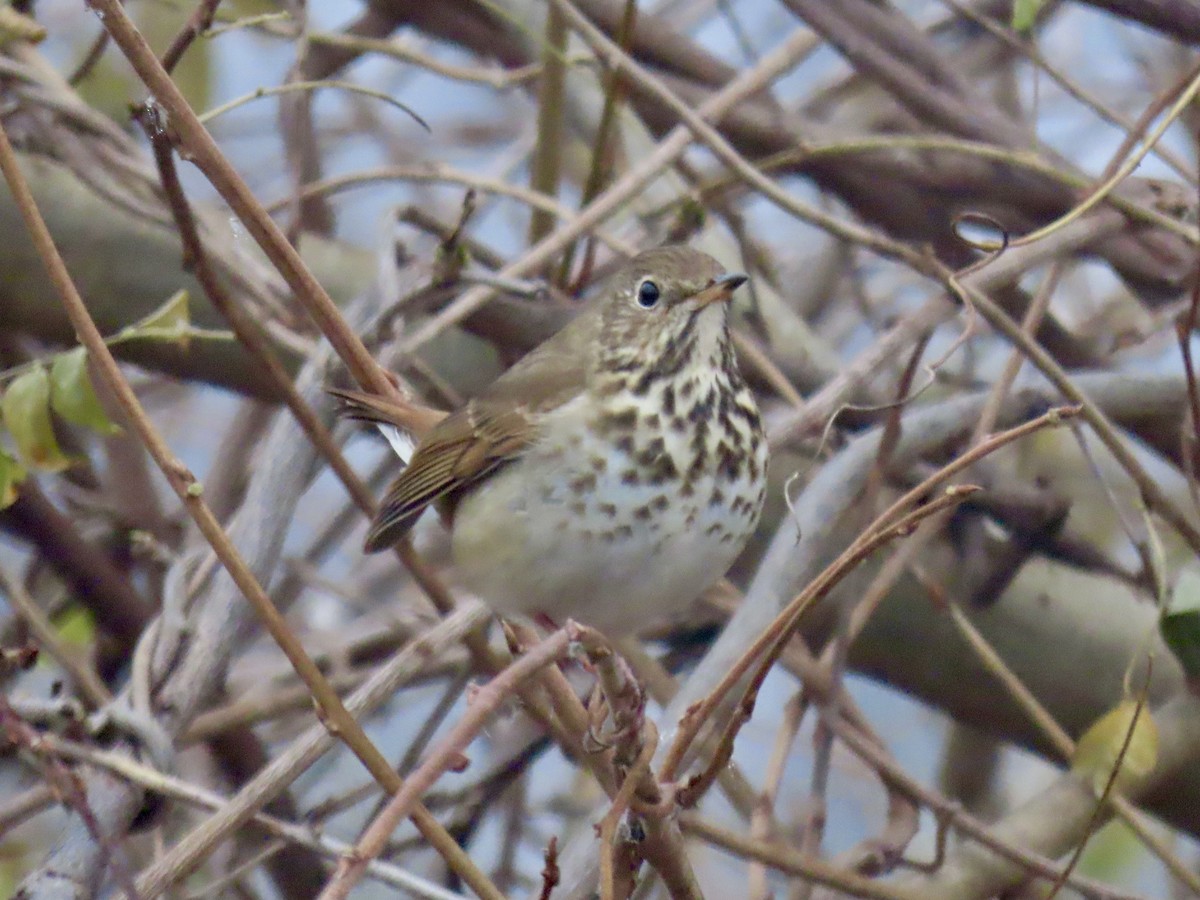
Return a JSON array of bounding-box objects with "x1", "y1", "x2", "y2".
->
[{"x1": 693, "y1": 272, "x2": 749, "y2": 307}]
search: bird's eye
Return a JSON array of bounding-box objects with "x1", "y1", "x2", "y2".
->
[{"x1": 636, "y1": 279, "x2": 661, "y2": 308}]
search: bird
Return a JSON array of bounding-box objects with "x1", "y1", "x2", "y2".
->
[{"x1": 333, "y1": 245, "x2": 768, "y2": 635}]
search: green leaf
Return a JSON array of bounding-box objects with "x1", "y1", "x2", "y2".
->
[
  {"x1": 117, "y1": 290, "x2": 193, "y2": 348},
  {"x1": 0, "y1": 449, "x2": 26, "y2": 510},
  {"x1": 1011, "y1": 0, "x2": 1043, "y2": 33},
  {"x1": 1071, "y1": 700, "x2": 1158, "y2": 795},
  {"x1": 52, "y1": 606, "x2": 96, "y2": 649},
  {"x1": 1162, "y1": 567, "x2": 1200, "y2": 679},
  {"x1": 1075, "y1": 820, "x2": 1143, "y2": 884},
  {"x1": 50, "y1": 348, "x2": 121, "y2": 436},
  {"x1": 1, "y1": 366, "x2": 72, "y2": 472}
]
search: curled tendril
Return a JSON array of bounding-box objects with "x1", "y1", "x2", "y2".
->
[{"x1": 951, "y1": 211, "x2": 1013, "y2": 277}]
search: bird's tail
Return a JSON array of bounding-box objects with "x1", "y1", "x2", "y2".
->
[{"x1": 328, "y1": 387, "x2": 446, "y2": 464}]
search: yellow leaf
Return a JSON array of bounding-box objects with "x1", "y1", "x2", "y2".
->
[
  {"x1": 1, "y1": 366, "x2": 72, "y2": 472},
  {"x1": 50, "y1": 348, "x2": 121, "y2": 436},
  {"x1": 1072, "y1": 700, "x2": 1158, "y2": 794},
  {"x1": 0, "y1": 449, "x2": 26, "y2": 509}
]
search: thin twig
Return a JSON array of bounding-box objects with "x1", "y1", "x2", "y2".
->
[
  {"x1": 945, "y1": 270, "x2": 1200, "y2": 555},
  {"x1": 86, "y1": 0, "x2": 396, "y2": 398},
  {"x1": 160, "y1": 0, "x2": 222, "y2": 74},
  {"x1": 0, "y1": 565, "x2": 111, "y2": 708},
  {"x1": 0, "y1": 116, "x2": 505, "y2": 900},
  {"x1": 680, "y1": 813, "x2": 922, "y2": 900},
  {"x1": 663, "y1": 405, "x2": 1078, "y2": 784},
  {"x1": 318, "y1": 628, "x2": 572, "y2": 899}
]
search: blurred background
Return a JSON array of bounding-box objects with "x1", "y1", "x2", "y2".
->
[{"x1": 2, "y1": 0, "x2": 1200, "y2": 897}]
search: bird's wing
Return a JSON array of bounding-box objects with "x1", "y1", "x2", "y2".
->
[
  {"x1": 363, "y1": 308, "x2": 598, "y2": 551},
  {"x1": 364, "y1": 400, "x2": 535, "y2": 550}
]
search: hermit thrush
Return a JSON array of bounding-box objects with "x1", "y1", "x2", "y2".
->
[{"x1": 335, "y1": 246, "x2": 767, "y2": 634}]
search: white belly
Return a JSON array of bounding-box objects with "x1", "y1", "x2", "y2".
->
[{"x1": 450, "y1": 392, "x2": 765, "y2": 633}]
